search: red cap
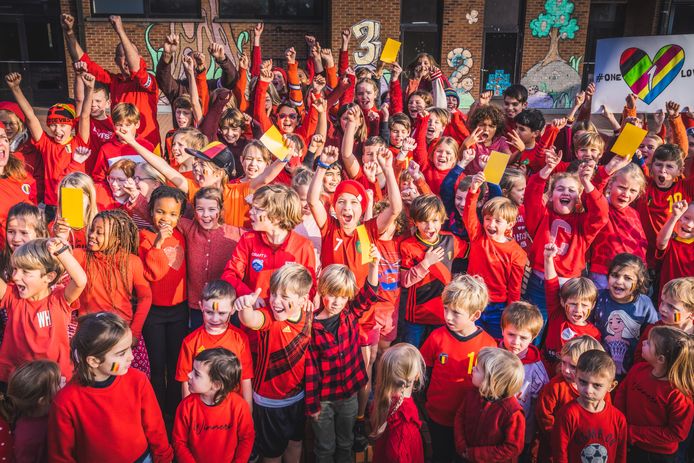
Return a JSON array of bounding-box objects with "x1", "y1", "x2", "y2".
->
[
  {"x1": 334, "y1": 179, "x2": 368, "y2": 213},
  {"x1": 0, "y1": 101, "x2": 25, "y2": 123}
]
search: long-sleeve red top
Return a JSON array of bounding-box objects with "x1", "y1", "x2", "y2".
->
[
  {"x1": 524, "y1": 173, "x2": 609, "y2": 277},
  {"x1": 614, "y1": 362, "x2": 694, "y2": 455},
  {"x1": 463, "y1": 190, "x2": 527, "y2": 303},
  {"x1": 73, "y1": 250, "x2": 152, "y2": 338},
  {"x1": 138, "y1": 228, "x2": 187, "y2": 307},
  {"x1": 252, "y1": 80, "x2": 319, "y2": 146},
  {"x1": 454, "y1": 388, "x2": 525, "y2": 462},
  {"x1": 48, "y1": 369, "x2": 173, "y2": 463},
  {"x1": 589, "y1": 202, "x2": 648, "y2": 275},
  {"x1": 172, "y1": 392, "x2": 254, "y2": 463},
  {"x1": 373, "y1": 397, "x2": 424, "y2": 463}
]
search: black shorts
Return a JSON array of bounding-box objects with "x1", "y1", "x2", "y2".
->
[{"x1": 253, "y1": 399, "x2": 306, "y2": 458}]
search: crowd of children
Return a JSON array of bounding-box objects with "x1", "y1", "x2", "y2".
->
[{"x1": 0, "y1": 12, "x2": 692, "y2": 463}]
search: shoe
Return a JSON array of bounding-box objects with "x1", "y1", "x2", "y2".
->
[{"x1": 353, "y1": 418, "x2": 368, "y2": 452}]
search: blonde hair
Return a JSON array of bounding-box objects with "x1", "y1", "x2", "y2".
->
[
  {"x1": 560, "y1": 335, "x2": 604, "y2": 363},
  {"x1": 501, "y1": 301, "x2": 544, "y2": 338},
  {"x1": 110, "y1": 102, "x2": 140, "y2": 125},
  {"x1": 57, "y1": 172, "x2": 98, "y2": 232},
  {"x1": 429, "y1": 136, "x2": 459, "y2": 162},
  {"x1": 252, "y1": 184, "x2": 303, "y2": 231},
  {"x1": 560, "y1": 277, "x2": 598, "y2": 308},
  {"x1": 442, "y1": 274, "x2": 489, "y2": 315},
  {"x1": 410, "y1": 194, "x2": 446, "y2": 223},
  {"x1": 11, "y1": 239, "x2": 63, "y2": 286},
  {"x1": 606, "y1": 163, "x2": 647, "y2": 201},
  {"x1": 269, "y1": 262, "x2": 313, "y2": 298},
  {"x1": 500, "y1": 168, "x2": 526, "y2": 205},
  {"x1": 660, "y1": 277, "x2": 694, "y2": 314},
  {"x1": 574, "y1": 131, "x2": 605, "y2": 153},
  {"x1": 428, "y1": 107, "x2": 451, "y2": 127},
  {"x1": 317, "y1": 264, "x2": 358, "y2": 299},
  {"x1": 173, "y1": 127, "x2": 208, "y2": 150},
  {"x1": 547, "y1": 172, "x2": 584, "y2": 213},
  {"x1": 135, "y1": 162, "x2": 165, "y2": 184},
  {"x1": 482, "y1": 197, "x2": 518, "y2": 225},
  {"x1": 371, "y1": 344, "x2": 426, "y2": 438},
  {"x1": 648, "y1": 326, "x2": 694, "y2": 397},
  {"x1": 475, "y1": 347, "x2": 524, "y2": 400},
  {"x1": 242, "y1": 140, "x2": 273, "y2": 165}
]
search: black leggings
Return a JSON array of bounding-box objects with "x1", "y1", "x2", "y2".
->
[{"x1": 142, "y1": 302, "x2": 188, "y2": 416}]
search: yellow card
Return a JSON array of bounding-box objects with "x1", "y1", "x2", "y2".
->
[
  {"x1": 483, "y1": 151, "x2": 510, "y2": 185},
  {"x1": 611, "y1": 123, "x2": 647, "y2": 158},
  {"x1": 356, "y1": 224, "x2": 372, "y2": 264},
  {"x1": 380, "y1": 38, "x2": 401, "y2": 64},
  {"x1": 61, "y1": 187, "x2": 84, "y2": 229},
  {"x1": 259, "y1": 125, "x2": 290, "y2": 161}
]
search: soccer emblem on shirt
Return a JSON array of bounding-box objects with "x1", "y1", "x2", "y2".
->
[
  {"x1": 252, "y1": 258, "x2": 264, "y2": 272},
  {"x1": 439, "y1": 353, "x2": 448, "y2": 365},
  {"x1": 580, "y1": 443, "x2": 608, "y2": 463}
]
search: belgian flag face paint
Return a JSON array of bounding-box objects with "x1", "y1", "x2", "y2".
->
[
  {"x1": 674, "y1": 311, "x2": 681, "y2": 323},
  {"x1": 110, "y1": 362, "x2": 120, "y2": 373}
]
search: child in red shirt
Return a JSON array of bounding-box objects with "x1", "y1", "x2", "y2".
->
[
  {"x1": 543, "y1": 242, "x2": 602, "y2": 369},
  {"x1": 371, "y1": 343, "x2": 426, "y2": 463},
  {"x1": 656, "y1": 200, "x2": 694, "y2": 290},
  {"x1": 500, "y1": 168, "x2": 530, "y2": 252},
  {"x1": 0, "y1": 238, "x2": 86, "y2": 383},
  {"x1": 464, "y1": 172, "x2": 527, "y2": 338},
  {"x1": 138, "y1": 186, "x2": 188, "y2": 415},
  {"x1": 0, "y1": 203, "x2": 48, "y2": 282},
  {"x1": 421, "y1": 275, "x2": 496, "y2": 462},
  {"x1": 454, "y1": 347, "x2": 526, "y2": 462},
  {"x1": 48, "y1": 313, "x2": 173, "y2": 463},
  {"x1": 553, "y1": 350, "x2": 626, "y2": 463},
  {"x1": 176, "y1": 280, "x2": 253, "y2": 408},
  {"x1": 615, "y1": 326, "x2": 694, "y2": 460},
  {"x1": 536, "y1": 336, "x2": 604, "y2": 462},
  {"x1": 52, "y1": 172, "x2": 100, "y2": 250},
  {"x1": 173, "y1": 347, "x2": 254, "y2": 463},
  {"x1": 0, "y1": 360, "x2": 61, "y2": 463}
]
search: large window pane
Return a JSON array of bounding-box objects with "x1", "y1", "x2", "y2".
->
[
  {"x1": 220, "y1": 0, "x2": 320, "y2": 19},
  {"x1": 92, "y1": 0, "x2": 144, "y2": 15},
  {"x1": 149, "y1": 0, "x2": 199, "y2": 16},
  {"x1": 401, "y1": 0, "x2": 439, "y2": 24},
  {"x1": 0, "y1": 21, "x2": 21, "y2": 61}
]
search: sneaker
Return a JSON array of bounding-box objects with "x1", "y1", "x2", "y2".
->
[{"x1": 353, "y1": 418, "x2": 368, "y2": 452}]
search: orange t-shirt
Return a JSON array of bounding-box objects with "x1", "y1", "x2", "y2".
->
[
  {"x1": 186, "y1": 179, "x2": 251, "y2": 228},
  {"x1": 175, "y1": 325, "x2": 254, "y2": 382}
]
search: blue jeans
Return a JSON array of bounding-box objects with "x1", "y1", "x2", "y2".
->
[
  {"x1": 523, "y1": 272, "x2": 548, "y2": 345},
  {"x1": 399, "y1": 321, "x2": 440, "y2": 348},
  {"x1": 476, "y1": 302, "x2": 506, "y2": 339}
]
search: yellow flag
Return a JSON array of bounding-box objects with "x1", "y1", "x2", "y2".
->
[{"x1": 61, "y1": 187, "x2": 84, "y2": 229}]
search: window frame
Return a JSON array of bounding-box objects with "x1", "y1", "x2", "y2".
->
[
  {"x1": 91, "y1": 0, "x2": 202, "y2": 19},
  {"x1": 217, "y1": 0, "x2": 324, "y2": 22}
]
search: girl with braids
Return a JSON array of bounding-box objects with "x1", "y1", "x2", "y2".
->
[{"x1": 73, "y1": 209, "x2": 153, "y2": 374}]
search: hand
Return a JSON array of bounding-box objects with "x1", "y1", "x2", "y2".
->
[
  {"x1": 600, "y1": 105, "x2": 616, "y2": 121},
  {"x1": 153, "y1": 223, "x2": 173, "y2": 248},
  {"x1": 683, "y1": 106, "x2": 694, "y2": 119},
  {"x1": 552, "y1": 117, "x2": 568, "y2": 130},
  {"x1": 238, "y1": 52, "x2": 249, "y2": 70},
  {"x1": 401, "y1": 137, "x2": 416, "y2": 153},
  {"x1": 407, "y1": 160, "x2": 422, "y2": 180},
  {"x1": 61, "y1": 14, "x2": 75, "y2": 35},
  {"x1": 380, "y1": 103, "x2": 389, "y2": 122},
  {"x1": 376, "y1": 147, "x2": 393, "y2": 170},
  {"x1": 310, "y1": 410, "x2": 321, "y2": 421},
  {"x1": 463, "y1": 127, "x2": 484, "y2": 148},
  {"x1": 208, "y1": 42, "x2": 225, "y2": 62},
  {"x1": 46, "y1": 237, "x2": 69, "y2": 256},
  {"x1": 285, "y1": 47, "x2": 296, "y2": 65},
  {"x1": 80, "y1": 72, "x2": 95, "y2": 89},
  {"x1": 309, "y1": 134, "x2": 325, "y2": 152},
  {"x1": 584, "y1": 82, "x2": 596, "y2": 98},
  {"x1": 460, "y1": 148, "x2": 476, "y2": 168},
  {"x1": 310, "y1": 43, "x2": 321, "y2": 59},
  {"x1": 304, "y1": 35, "x2": 316, "y2": 47},
  {"x1": 233, "y1": 287, "x2": 263, "y2": 313},
  {"x1": 260, "y1": 59, "x2": 273, "y2": 73},
  {"x1": 507, "y1": 129, "x2": 525, "y2": 152},
  {"x1": 666, "y1": 101, "x2": 681, "y2": 118},
  {"x1": 72, "y1": 146, "x2": 92, "y2": 164},
  {"x1": 653, "y1": 109, "x2": 665, "y2": 129},
  {"x1": 73, "y1": 61, "x2": 88, "y2": 75},
  {"x1": 391, "y1": 62, "x2": 402, "y2": 81},
  {"x1": 578, "y1": 160, "x2": 596, "y2": 186},
  {"x1": 626, "y1": 93, "x2": 637, "y2": 109},
  {"x1": 259, "y1": 67, "x2": 273, "y2": 83},
  {"x1": 369, "y1": 243, "x2": 382, "y2": 265},
  {"x1": 573, "y1": 91, "x2": 586, "y2": 108},
  {"x1": 363, "y1": 161, "x2": 378, "y2": 183},
  {"x1": 422, "y1": 246, "x2": 445, "y2": 268},
  {"x1": 544, "y1": 242, "x2": 559, "y2": 260},
  {"x1": 320, "y1": 48, "x2": 334, "y2": 68},
  {"x1": 163, "y1": 34, "x2": 179, "y2": 55},
  {"x1": 367, "y1": 110, "x2": 379, "y2": 122},
  {"x1": 311, "y1": 74, "x2": 326, "y2": 94},
  {"x1": 479, "y1": 90, "x2": 493, "y2": 106},
  {"x1": 312, "y1": 96, "x2": 327, "y2": 114},
  {"x1": 345, "y1": 105, "x2": 361, "y2": 125},
  {"x1": 181, "y1": 54, "x2": 195, "y2": 76},
  {"x1": 341, "y1": 28, "x2": 351, "y2": 45},
  {"x1": 192, "y1": 51, "x2": 205, "y2": 69},
  {"x1": 320, "y1": 145, "x2": 340, "y2": 165},
  {"x1": 52, "y1": 216, "x2": 72, "y2": 238},
  {"x1": 671, "y1": 200, "x2": 689, "y2": 219},
  {"x1": 5, "y1": 72, "x2": 22, "y2": 89},
  {"x1": 470, "y1": 172, "x2": 485, "y2": 194},
  {"x1": 605, "y1": 152, "x2": 632, "y2": 174},
  {"x1": 544, "y1": 148, "x2": 562, "y2": 171},
  {"x1": 116, "y1": 126, "x2": 136, "y2": 145},
  {"x1": 109, "y1": 15, "x2": 123, "y2": 33},
  {"x1": 253, "y1": 22, "x2": 264, "y2": 38},
  {"x1": 122, "y1": 177, "x2": 139, "y2": 200}
]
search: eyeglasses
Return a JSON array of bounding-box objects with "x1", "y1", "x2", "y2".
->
[
  {"x1": 277, "y1": 113, "x2": 298, "y2": 120},
  {"x1": 134, "y1": 176, "x2": 156, "y2": 183},
  {"x1": 107, "y1": 176, "x2": 127, "y2": 184}
]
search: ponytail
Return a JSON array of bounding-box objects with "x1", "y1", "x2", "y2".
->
[{"x1": 651, "y1": 326, "x2": 694, "y2": 397}]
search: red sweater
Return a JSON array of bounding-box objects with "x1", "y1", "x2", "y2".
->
[
  {"x1": 536, "y1": 375, "x2": 578, "y2": 463},
  {"x1": 373, "y1": 397, "x2": 424, "y2": 463},
  {"x1": 454, "y1": 388, "x2": 525, "y2": 462},
  {"x1": 657, "y1": 236, "x2": 694, "y2": 291},
  {"x1": 614, "y1": 362, "x2": 694, "y2": 454},
  {"x1": 589, "y1": 203, "x2": 648, "y2": 275},
  {"x1": 138, "y1": 229, "x2": 187, "y2": 307},
  {"x1": 553, "y1": 400, "x2": 627, "y2": 463},
  {"x1": 172, "y1": 392, "x2": 254, "y2": 463},
  {"x1": 524, "y1": 174, "x2": 609, "y2": 277},
  {"x1": 463, "y1": 190, "x2": 527, "y2": 303},
  {"x1": 48, "y1": 369, "x2": 173, "y2": 463}
]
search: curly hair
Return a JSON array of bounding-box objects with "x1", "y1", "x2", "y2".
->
[{"x1": 468, "y1": 104, "x2": 505, "y2": 138}]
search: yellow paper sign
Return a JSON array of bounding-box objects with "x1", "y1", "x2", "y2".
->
[
  {"x1": 61, "y1": 187, "x2": 84, "y2": 229},
  {"x1": 483, "y1": 151, "x2": 511, "y2": 185},
  {"x1": 611, "y1": 123, "x2": 648, "y2": 158},
  {"x1": 259, "y1": 125, "x2": 290, "y2": 161},
  {"x1": 380, "y1": 38, "x2": 401, "y2": 64},
  {"x1": 356, "y1": 224, "x2": 372, "y2": 264}
]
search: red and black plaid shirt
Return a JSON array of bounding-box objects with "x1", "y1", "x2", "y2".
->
[{"x1": 305, "y1": 282, "x2": 380, "y2": 415}]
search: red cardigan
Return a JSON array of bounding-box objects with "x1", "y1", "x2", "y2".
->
[{"x1": 373, "y1": 397, "x2": 424, "y2": 463}]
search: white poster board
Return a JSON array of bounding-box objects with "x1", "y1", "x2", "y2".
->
[{"x1": 592, "y1": 34, "x2": 694, "y2": 113}]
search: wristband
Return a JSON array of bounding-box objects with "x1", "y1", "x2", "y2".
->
[
  {"x1": 53, "y1": 244, "x2": 70, "y2": 257},
  {"x1": 316, "y1": 160, "x2": 332, "y2": 169}
]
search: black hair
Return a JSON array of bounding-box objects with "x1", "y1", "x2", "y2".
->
[
  {"x1": 503, "y1": 84, "x2": 528, "y2": 103},
  {"x1": 514, "y1": 109, "x2": 546, "y2": 132},
  {"x1": 148, "y1": 185, "x2": 187, "y2": 217}
]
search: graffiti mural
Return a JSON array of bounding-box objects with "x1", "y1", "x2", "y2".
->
[
  {"x1": 466, "y1": 10, "x2": 479, "y2": 25},
  {"x1": 485, "y1": 70, "x2": 511, "y2": 97},
  {"x1": 447, "y1": 48, "x2": 475, "y2": 109},
  {"x1": 351, "y1": 19, "x2": 382, "y2": 69},
  {"x1": 521, "y1": 0, "x2": 581, "y2": 109}
]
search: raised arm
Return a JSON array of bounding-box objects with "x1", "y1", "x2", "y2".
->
[
  {"x1": 5, "y1": 73, "x2": 43, "y2": 142},
  {"x1": 234, "y1": 288, "x2": 265, "y2": 330},
  {"x1": 110, "y1": 15, "x2": 140, "y2": 73},
  {"x1": 47, "y1": 238, "x2": 87, "y2": 304},
  {"x1": 308, "y1": 146, "x2": 340, "y2": 229},
  {"x1": 657, "y1": 200, "x2": 687, "y2": 250},
  {"x1": 375, "y1": 148, "x2": 403, "y2": 234},
  {"x1": 181, "y1": 55, "x2": 203, "y2": 123},
  {"x1": 77, "y1": 72, "x2": 94, "y2": 143},
  {"x1": 340, "y1": 106, "x2": 362, "y2": 179},
  {"x1": 60, "y1": 14, "x2": 84, "y2": 62}
]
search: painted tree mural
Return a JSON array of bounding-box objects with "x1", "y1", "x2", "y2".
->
[{"x1": 529, "y1": 0, "x2": 579, "y2": 66}]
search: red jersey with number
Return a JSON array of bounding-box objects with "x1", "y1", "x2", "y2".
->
[
  {"x1": 421, "y1": 327, "x2": 496, "y2": 426},
  {"x1": 319, "y1": 216, "x2": 379, "y2": 289}
]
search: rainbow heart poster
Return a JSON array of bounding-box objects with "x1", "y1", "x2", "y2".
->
[{"x1": 592, "y1": 34, "x2": 694, "y2": 113}]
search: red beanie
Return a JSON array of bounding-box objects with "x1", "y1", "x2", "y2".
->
[
  {"x1": 0, "y1": 101, "x2": 25, "y2": 123},
  {"x1": 334, "y1": 180, "x2": 368, "y2": 213},
  {"x1": 272, "y1": 67, "x2": 288, "y2": 85}
]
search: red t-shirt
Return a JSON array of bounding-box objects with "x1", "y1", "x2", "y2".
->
[
  {"x1": 31, "y1": 132, "x2": 89, "y2": 206},
  {"x1": 91, "y1": 137, "x2": 153, "y2": 183},
  {"x1": 87, "y1": 117, "x2": 115, "y2": 174},
  {"x1": 172, "y1": 392, "x2": 254, "y2": 463},
  {"x1": 175, "y1": 325, "x2": 253, "y2": 382},
  {"x1": 139, "y1": 228, "x2": 187, "y2": 307},
  {"x1": 0, "y1": 174, "x2": 36, "y2": 238},
  {"x1": 657, "y1": 236, "x2": 694, "y2": 290},
  {"x1": 0, "y1": 285, "x2": 72, "y2": 381},
  {"x1": 252, "y1": 307, "x2": 310, "y2": 400},
  {"x1": 421, "y1": 327, "x2": 496, "y2": 426},
  {"x1": 319, "y1": 216, "x2": 380, "y2": 288}
]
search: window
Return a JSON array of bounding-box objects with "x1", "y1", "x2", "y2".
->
[
  {"x1": 219, "y1": 0, "x2": 323, "y2": 20},
  {"x1": 668, "y1": 1, "x2": 694, "y2": 34},
  {"x1": 91, "y1": 0, "x2": 200, "y2": 18},
  {"x1": 401, "y1": 0, "x2": 441, "y2": 67},
  {"x1": 482, "y1": 0, "x2": 523, "y2": 91}
]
